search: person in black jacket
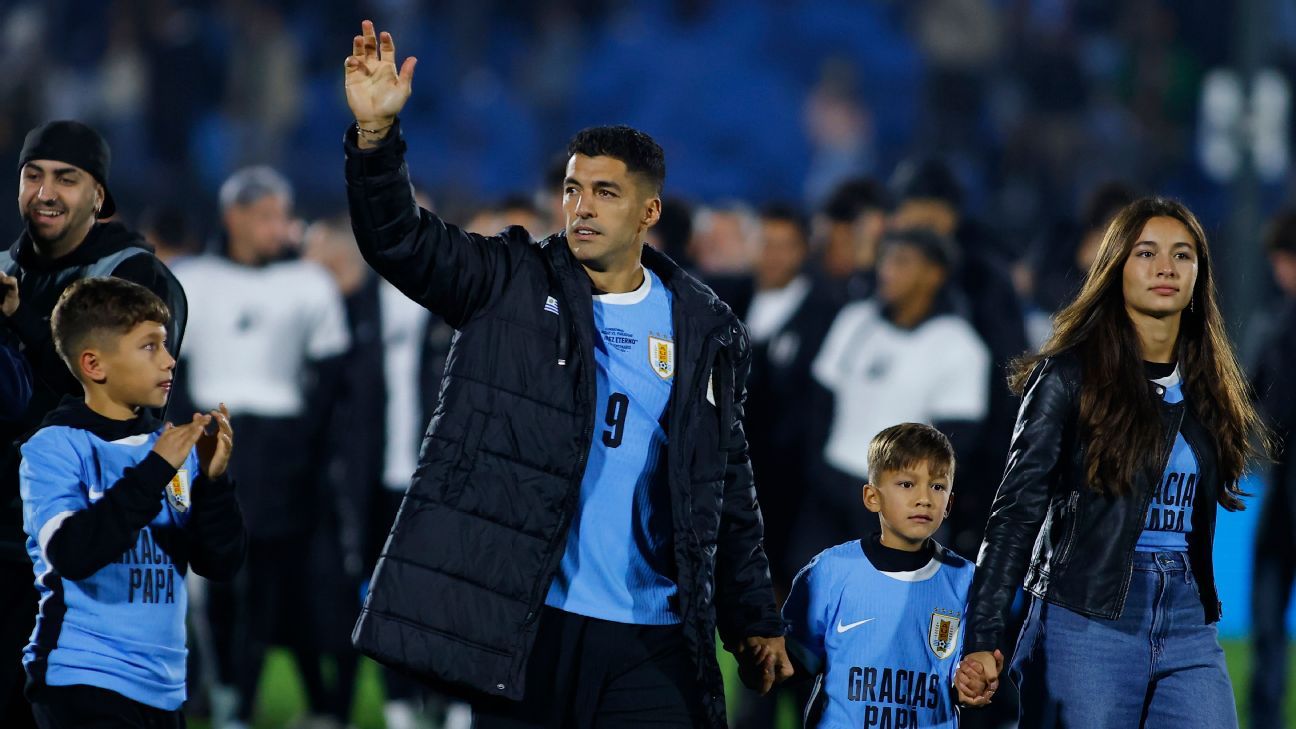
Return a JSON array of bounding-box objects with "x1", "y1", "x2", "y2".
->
[
  {"x1": 1246, "y1": 210, "x2": 1296, "y2": 729},
  {"x1": 726, "y1": 204, "x2": 841, "y2": 593},
  {"x1": 957, "y1": 198, "x2": 1267, "y2": 728},
  {"x1": 344, "y1": 20, "x2": 790, "y2": 728},
  {"x1": 0, "y1": 120, "x2": 187, "y2": 729},
  {"x1": 728, "y1": 204, "x2": 838, "y2": 729},
  {"x1": 304, "y1": 214, "x2": 465, "y2": 729},
  {"x1": 888, "y1": 158, "x2": 1028, "y2": 562},
  {"x1": 173, "y1": 167, "x2": 351, "y2": 729}
]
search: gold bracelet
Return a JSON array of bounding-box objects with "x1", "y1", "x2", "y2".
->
[{"x1": 357, "y1": 122, "x2": 393, "y2": 135}]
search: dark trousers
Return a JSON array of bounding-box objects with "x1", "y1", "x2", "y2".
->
[
  {"x1": 472, "y1": 607, "x2": 702, "y2": 729},
  {"x1": 1250, "y1": 482, "x2": 1295, "y2": 728},
  {"x1": 208, "y1": 534, "x2": 323, "y2": 722},
  {"x1": 31, "y1": 684, "x2": 184, "y2": 729},
  {"x1": 307, "y1": 515, "x2": 361, "y2": 722},
  {"x1": 0, "y1": 561, "x2": 37, "y2": 729}
]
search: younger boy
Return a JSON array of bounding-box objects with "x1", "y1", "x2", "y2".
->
[
  {"x1": 782, "y1": 422, "x2": 998, "y2": 728},
  {"x1": 18, "y1": 277, "x2": 245, "y2": 728}
]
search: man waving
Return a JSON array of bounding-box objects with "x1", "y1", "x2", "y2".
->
[{"x1": 343, "y1": 19, "x2": 790, "y2": 728}]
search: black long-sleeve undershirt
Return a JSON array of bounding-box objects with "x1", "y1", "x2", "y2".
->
[{"x1": 44, "y1": 452, "x2": 245, "y2": 581}]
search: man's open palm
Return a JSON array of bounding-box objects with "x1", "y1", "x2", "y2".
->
[{"x1": 345, "y1": 19, "x2": 416, "y2": 126}]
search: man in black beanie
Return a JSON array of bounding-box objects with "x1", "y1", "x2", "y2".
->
[{"x1": 0, "y1": 120, "x2": 188, "y2": 727}]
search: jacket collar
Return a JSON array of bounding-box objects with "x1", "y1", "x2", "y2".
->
[
  {"x1": 542, "y1": 232, "x2": 735, "y2": 332},
  {"x1": 10, "y1": 221, "x2": 152, "y2": 273}
]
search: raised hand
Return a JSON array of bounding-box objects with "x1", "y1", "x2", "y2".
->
[
  {"x1": 196, "y1": 403, "x2": 234, "y2": 479},
  {"x1": 152, "y1": 413, "x2": 211, "y2": 470},
  {"x1": 344, "y1": 19, "x2": 417, "y2": 141}
]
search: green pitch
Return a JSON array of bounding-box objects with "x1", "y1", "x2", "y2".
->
[{"x1": 186, "y1": 639, "x2": 1291, "y2": 728}]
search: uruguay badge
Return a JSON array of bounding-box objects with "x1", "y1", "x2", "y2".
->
[
  {"x1": 167, "y1": 468, "x2": 191, "y2": 512},
  {"x1": 648, "y1": 335, "x2": 675, "y2": 380},
  {"x1": 928, "y1": 608, "x2": 961, "y2": 659}
]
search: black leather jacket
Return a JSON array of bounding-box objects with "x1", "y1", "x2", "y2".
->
[{"x1": 965, "y1": 352, "x2": 1222, "y2": 655}]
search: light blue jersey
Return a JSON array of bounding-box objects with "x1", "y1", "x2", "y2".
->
[
  {"x1": 784, "y1": 540, "x2": 975, "y2": 729},
  {"x1": 546, "y1": 268, "x2": 680, "y2": 624},
  {"x1": 1136, "y1": 368, "x2": 1197, "y2": 552},
  {"x1": 20, "y1": 425, "x2": 199, "y2": 710}
]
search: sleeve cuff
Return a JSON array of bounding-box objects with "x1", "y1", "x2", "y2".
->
[
  {"x1": 344, "y1": 118, "x2": 406, "y2": 172},
  {"x1": 193, "y1": 472, "x2": 235, "y2": 502},
  {"x1": 963, "y1": 638, "x2": 1000, "y2": 656},
  {"x1": 132, "y1": 451, "x2": 179, "y2": 494}
]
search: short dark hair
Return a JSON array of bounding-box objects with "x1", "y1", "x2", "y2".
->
[
  {"x1": 51, "y1": 277, "x2": 170, "y2": 379},
  {"x1": 759, "y1": 202, "x2": 809, "y2": 241},
  {"x1": 890, "y1": 158, "x2": 962, "y2": 210},
  {"x1": 1082, "y1": 181, "x2": 1140, "y2": 232},
  {"x1": 1265, "y1": 210, "x2": 1296, "y2": 254},
  {"x1": 879, "y1": 227, "x2": 960, "y2": 271},
  {"x1": 138, "y1": 206, "x2": 189, "y2": 245},
  {"x1": 654, "y1": 197, "x2": 694, "y2": 262},
  {"x1": 867, "y1": 423, "x2": 956, "y2": 486},
  {"x1": 567, "y1": 125, "x2": 666, "y2": 194},
  {"x1": 498, "y1": 193, "x2": 540, "y2": 217},
  {"x1": 822, "y1": 177, "x2": 891, "y2": 223},
  {"x1": 544, "y1": 152, "x2": 569, "y2": 190}
]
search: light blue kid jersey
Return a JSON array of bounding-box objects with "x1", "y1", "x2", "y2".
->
[
  {"x1": 784, "y1": 540, "x2": 975, "y2": 729},
  {"x1": 1136, "y1": 368, "x2": 1198, "y2": 552},
  {"x1": 20, "y1": 425, "x2": 199, "y2": 711},
  {"x1": 546, "y1": 268, "x2": 680, "y2": 624}
]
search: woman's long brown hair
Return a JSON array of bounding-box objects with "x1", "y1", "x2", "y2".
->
[{"x1": 1011, "y1": 197, "x2": 1267, "y2": 509}]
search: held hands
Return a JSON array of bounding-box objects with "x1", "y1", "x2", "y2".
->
[
  {"x1": 1, "y1": 274, "x2": 18, "y2": 317},
  {"x1": 196, "y1": 403, "x2": 234, "y2": 479},
  {"x1": 955, "y1": 649, "x2": 1004, "y2": 707},
  {"x1": 345, "y1": 19, "x2": 416, "y2": 142},
  {"x1": 736, "y1": 636, "x2": 795, "y2": 695}
]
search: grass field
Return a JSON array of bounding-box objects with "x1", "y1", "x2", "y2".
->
[{"x1": 187, "y1": 639, "x2": 1293, "y2": 728}]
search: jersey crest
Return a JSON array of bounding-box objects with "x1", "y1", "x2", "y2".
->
[
  {"x1": 928, "y1": 608, "x2": 961, "y2": 659},
  {"x1": 648, "y1": 335, "x2": 674, "y2": 380},
  {"x1": 166, "y1": 468, "x2": 191, "y2": 512}
]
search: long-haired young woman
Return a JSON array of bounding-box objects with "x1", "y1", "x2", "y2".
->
[{"x1": 959, "y1": 197, "x2": 1267, "y2": 727}]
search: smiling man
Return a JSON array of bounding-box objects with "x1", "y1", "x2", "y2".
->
[
  {"x1": 343, "y1": 19, "x2": 790, "y2": 729},
  {"x1": 0, "y1": 120, "x2": 188, "y2": 728}
]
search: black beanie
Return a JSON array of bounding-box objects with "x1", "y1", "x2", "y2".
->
[{"x1": 18, "y1": 120, "x2": 116, "y2": 218}]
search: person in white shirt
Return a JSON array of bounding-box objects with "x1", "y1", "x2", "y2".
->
[
  {"x1": 802, "y1": 227, "x2": 989, "y2": 553},
  {"x1": 173, "y1": 167, "x2": 350, "y2": 729}
]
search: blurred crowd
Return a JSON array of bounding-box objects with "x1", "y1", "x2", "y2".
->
[
  {"x1": 4, "y1": 1, "x2": 1296, "y2": 728},
  {"x1": 5, "y1": 0, "x2": 1296, "y2": 241}
]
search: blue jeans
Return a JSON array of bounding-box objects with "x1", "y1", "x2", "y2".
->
[{"x1": 1010, "y1": 551, "x2": 1238, "y2": 728}]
